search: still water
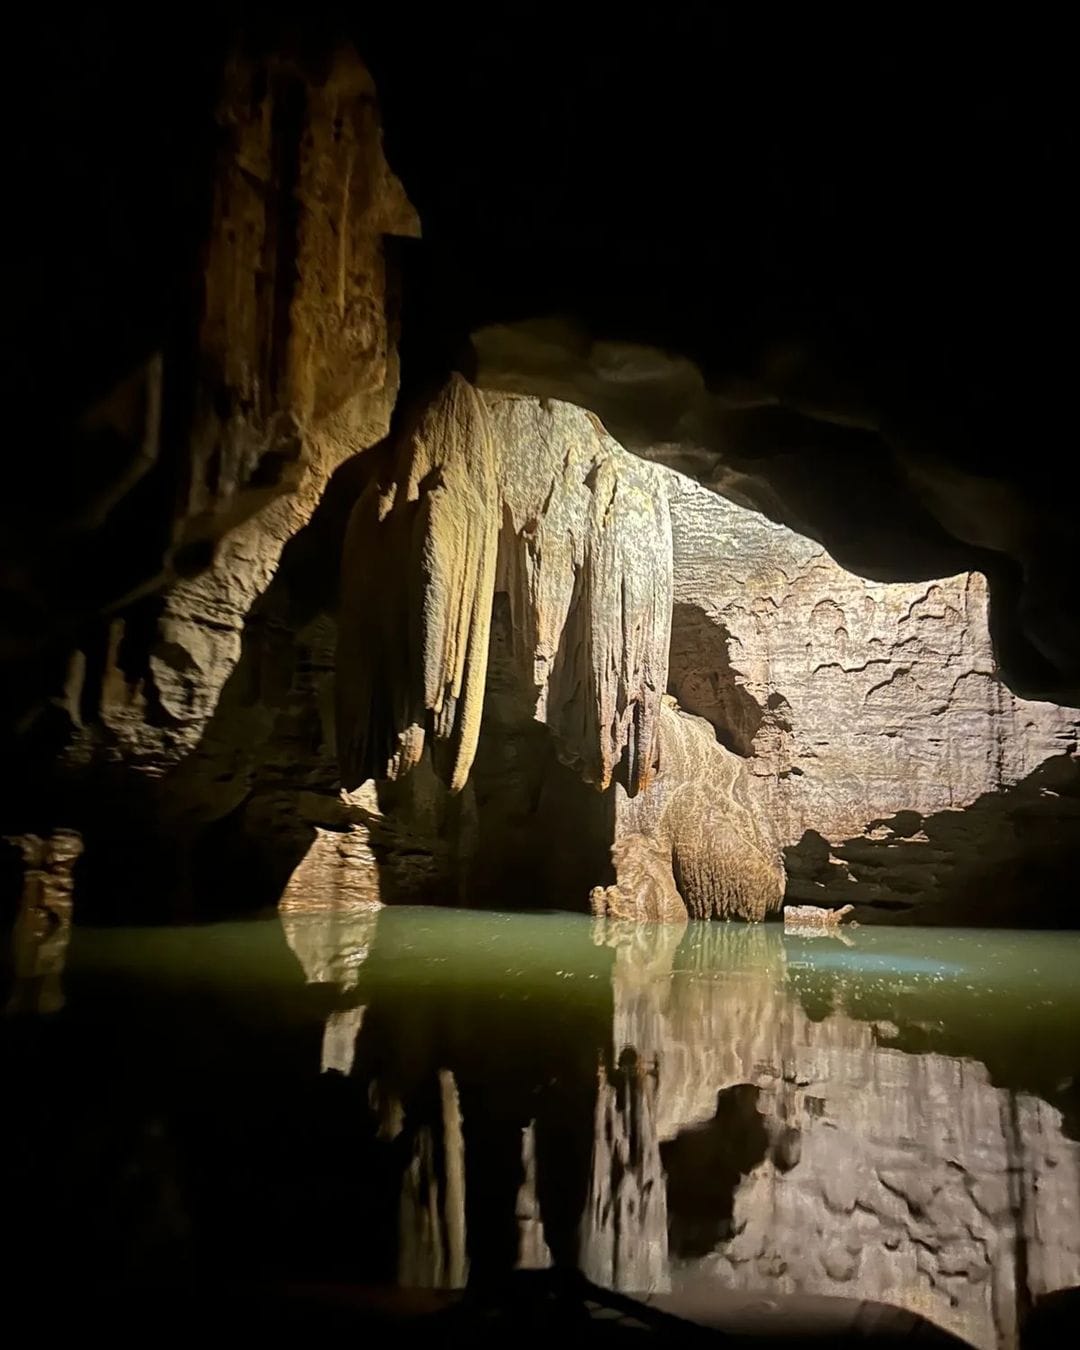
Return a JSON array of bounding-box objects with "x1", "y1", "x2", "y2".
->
[{"x1": 3, "y1": 909, "x2": 1079, "y2": 1349}]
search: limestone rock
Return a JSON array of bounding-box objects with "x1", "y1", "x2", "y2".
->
[
  {"x1": 610, "y1": 701, "x2": 784, "y2": 922},
  {"x1": 663, "y1": 470, "x2": 1080, "y2": 921},
  {"x1": 79, "y1": 48, "x2": 419, "y2": 780},
  {"x1": 337, "y1": 383, "x2": 673, "y2": 798}
]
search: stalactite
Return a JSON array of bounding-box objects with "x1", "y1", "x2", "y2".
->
[
  {"x1": 337, "y1": 376, "x2": 499, "y2": 791},
  {"x1": 337, "y1": 380, "x2": 673, "y2": 798}
]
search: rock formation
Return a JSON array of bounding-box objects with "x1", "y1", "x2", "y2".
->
[
  {"x1": 662, "y1": 471, "x2": 1080, "y2": 922},
  {"x1": 337, "y1": 380, "x2": 672, "y2": 799},
  {"x1": 337, "y1": 383, "x2": 788, "y2": 922},
  {"x1": 612, "y1": 700, "x2": 782, "y2": 922},
  {"x1": 0, "y1": 45, "x2": 418, "y2": 920}
]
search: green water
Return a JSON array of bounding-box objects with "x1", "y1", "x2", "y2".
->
[{"x1": 3, "y1": 909, "x2": 1079, "y2": 1313}]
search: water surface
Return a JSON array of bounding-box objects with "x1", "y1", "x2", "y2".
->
[{"x1": 3, "y1": 910, "x2": 1078, "y2": 1349}]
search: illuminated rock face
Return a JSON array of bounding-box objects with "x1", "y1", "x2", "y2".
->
[
  {"x1": 337, "y1": 380, "x2": 673, "y2": 800},
  {"x1": 594, "y1": 701, "x2": 783, "y2": 923},
  {"x1": 337, "y1": 383, "x2": 782, "y2": 920},
  {"x1": 663, "y1": 472, "x2": 1080, "y2": 922}
]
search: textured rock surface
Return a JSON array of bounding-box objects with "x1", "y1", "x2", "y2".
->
[
  {"x1": 590, "y1": 921, "x2": 1080, "y2": 1350},
  {"x1": 75, "y1": 48, "x2": 418, "y2": 778},
  {"x1": 0, "y1": 47, "x2": 417, "y2": 918},
  {"x1": 338, "y1": 382, "x2": 672, "y2": 799},
  {"x1": 594, "y1": 700, "x2": 783, "y2": 922},
  {"x1": 664, "y1": 471, "x2": 1080, "y2": 920},
  {"x1": 3, "y1": 44, "x2": 417, "y2": 756}
]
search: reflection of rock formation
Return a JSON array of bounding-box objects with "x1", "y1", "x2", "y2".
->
[
  {"x1": 290, "y1": 906, "x2": 611, "y2": 1287},
  {"x1": 590, "y1": 920, "x2": 1080, "y2": 1350},
  {"x1": 398, "y1": 1069, "x2": 468, "y2": 1289},
  {"x1": 583, "y1": 1047, "x2": 669, "y2": 1293},
  {"x1": 664, "y1": 471, "x2": 1080, "y2": 921},
  {"x1": 4, "y1": 829, "x2": 83, "y2": 1014}
]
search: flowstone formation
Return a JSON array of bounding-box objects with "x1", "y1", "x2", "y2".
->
[
  {"x1": 336, "y1": 380, "x2": 779, "y2": 920},
  {"x1": 592, "y1": 698, "x2": 782, "y2": 923},
  {"x1": 337, "y1": 377, "x2": 672, "y2": 798}
]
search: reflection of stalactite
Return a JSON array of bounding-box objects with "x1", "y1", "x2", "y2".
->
[
  {"x1": 337, "y1": 379, "x2": 673, "y2": 799},
  {"x1": 515, "y1": 1121, "x2": 553, "y2": 1270},
  {"x1": 582, "y1": 1048, "x2": 669, "y2": 1294},
  {"x1": 397, "y1": 1069, "x2": 468, "y2": 1289},
  {"x1": 321, "y1": 1005, "x2": 365, "y2": 1075}
]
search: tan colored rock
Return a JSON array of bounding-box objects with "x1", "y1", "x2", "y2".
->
[
  {"x1": 337, "y1": 376, "x2": 500, "y2": 793},
  {"x1": 337, "y1": 384, "x2": 673, "y2": 799},
  {"x1": 663, "y1": 470, "x2": 1080, "y2": 919},
  {"x1": 69, "y1": 47, "x2": 418, "y2": 783},
  {"x1": 608, "y1": 701, "x2": 784, "y2": 922}
]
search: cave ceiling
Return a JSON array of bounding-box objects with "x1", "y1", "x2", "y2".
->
[{"x1": 7, "y1": 9, "x2": 1078, "y2": 708}]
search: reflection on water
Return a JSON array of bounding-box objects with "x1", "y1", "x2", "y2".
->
[{"x1": 2, "y1": 909, "x2": 1078, "y2": 1349}]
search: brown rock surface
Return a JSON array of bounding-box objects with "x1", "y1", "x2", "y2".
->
[
  {"x1": 1, "y1": 47, "x2": 417, "y2": 919},
  {"x1": 83, "y1": 48, "x2": 419, "y2": 778},
  {"x1": 663, "y1": 471, "x2": 1080, "y2": 920},
  {"x1": 589, "y1": 921, "x2": 1080, "y2": 1350},
  {"x1": 337, "y1": 383, "x2": 672, "y2": 799},
  {"x1": 596, "y1": 700, "x2": 784, "y2": 923}
]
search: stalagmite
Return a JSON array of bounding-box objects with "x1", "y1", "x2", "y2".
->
[
  {"x1": 594, "y1": 699, "x2": 784, "y2": 923},
  {"x1": 4, "y1": 830, "x2": 83, "y2": 1015}
]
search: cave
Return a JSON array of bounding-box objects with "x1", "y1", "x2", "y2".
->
[{"x1": 2, "y1": 10, "x2": 1078, "y2": 1347}]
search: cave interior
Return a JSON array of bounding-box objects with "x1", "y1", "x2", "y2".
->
[{"x1": 1, "y1": 8, "x2": 1078, "y2": 1346}]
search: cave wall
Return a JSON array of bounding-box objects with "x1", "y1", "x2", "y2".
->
[
  {"x1": 664, "y1": 472, "x2": 1080, "y2": 922},
  {"x1": 1, "y1": 45, "x2": 419, "y2": 918}
]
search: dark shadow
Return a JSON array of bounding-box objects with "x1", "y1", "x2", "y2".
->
[
  {"x1": 68, "y1": 444, "x2": 388, "y2": 922},
  {"x1": 783, "y1": 752, "x2": 1080, "y2": 927},
  {"x1": 661, "y1": 1083, "x2": 770, "y2": 1259},
  {"x1": 667, "y1": 602, "x2": 764, "y2": 756}
]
